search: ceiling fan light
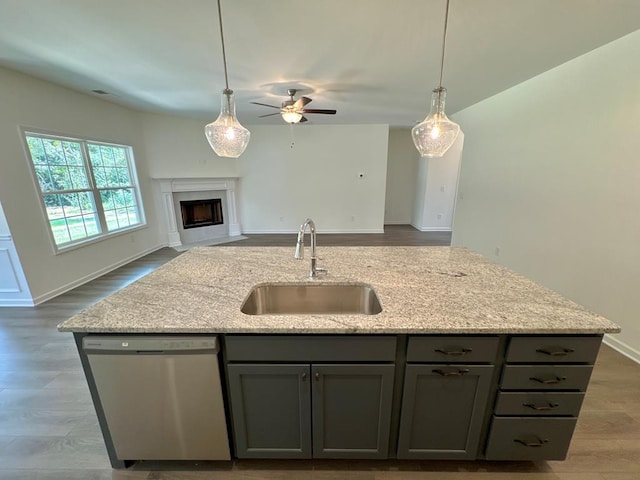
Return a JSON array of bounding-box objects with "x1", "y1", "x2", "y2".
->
[
  {"x1": 412, "y1": 87, "x2": 460, "y2": 158},
  {"x1": 205, "y1": 89, "x2": 250, "y2": 158},
  {"x1": 281, "y1": 110, "x2": 303, "y2": 124}
]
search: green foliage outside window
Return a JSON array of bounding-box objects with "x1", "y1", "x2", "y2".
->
[{"x1": 25, "y1": 134, "x2": 144, "y2": 248}]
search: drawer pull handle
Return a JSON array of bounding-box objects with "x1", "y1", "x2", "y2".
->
[
  {"x1": 536, "y1": 346, "x2": 575, "y2": 357},
  {"x1": 301, "y1": 372, "x2": 307, "y2": 381},
  {"x1": 514, "y1": 435, "x2": 549, "y2": 447},
  {"x1": 315, "y1": 372, "x2": 320, "y2": 382},
  {"x1": 433, "y1": 368, "x2": 470, "y2": 377},
  {"x1": 435, "y1": 347, "x2": 473, "y2": 356},
  {"x1": 522, "y1": 402, "x2": 560, "y2": 411},
  {"x1": 530, "y1": 375, "x2": 567, "y2": 384}
]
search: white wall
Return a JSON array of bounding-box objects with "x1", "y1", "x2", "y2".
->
[
  {"x1": 385, "y1": 128, "x2": 418, "y2": 224},
  {"x1": 451, "y1": 30, "x2": 640, "y2": 361},
  {"x1": 237, "y1": 124, "x2": 389, "y2": 233},
  {"x1": 140, "y1": 113, "x2": 238, "y2": 179},
  {"x1": 0, "y1": 200, "x2": 33, "y2": 305},
  {"x1": 0, "y1": 67, "x2": 163, "y2": 303},
  {"x1": 412, "y1": 133, "x2": 464, "y2": 231}
]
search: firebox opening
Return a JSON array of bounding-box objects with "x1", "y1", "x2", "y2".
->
[{"x1": 180, "y1": 199, "x2": 223, "y2": 229}]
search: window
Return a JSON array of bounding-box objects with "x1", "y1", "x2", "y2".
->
[{"x1": 23, "y1": 132, "x2": 145, "y2": 250}]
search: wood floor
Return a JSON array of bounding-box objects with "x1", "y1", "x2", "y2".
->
[
  {"x1": 226, "y1": 225, "x2": 453, "y2": 247},
  {"x1": 0, "y1": 226, "x2": 638, "y2": 479}
]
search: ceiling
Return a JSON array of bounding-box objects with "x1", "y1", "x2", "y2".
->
[{"x1": 1, "y1": 0, "x2": 639, "y2": 127}]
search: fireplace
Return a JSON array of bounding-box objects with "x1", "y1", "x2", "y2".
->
[
  {"x1": 180, "y1": 199, "x2": 223, "y2": 229},
  {"x1": 155, "y1": 177, "x2": 241, "y2": 248}
]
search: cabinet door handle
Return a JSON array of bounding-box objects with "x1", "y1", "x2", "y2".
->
[
  {"x1": 301, "y1": 372, "x2": 307, "y2": 381},
  {"x1": 536, "y1": 346, "x2": 575, "y2": 357},
  {"x1": 432, "y1": 368, "x2": 470, "y2": 377},
  {"x1": 435, "y1": 347, "x2": 473, "y2": 356},
  {"x1": 522, "y1": 402, "x2": 560, "y2": 411},
  {"x1": 514, "y1": 435, "x2": 549, "y2": 447},
  {"x1": 529, "y1": 374, "x2": 567, "y2": 384},
  {"x1": 315, "y1": 372, "x2": 320, "y2": 381}
]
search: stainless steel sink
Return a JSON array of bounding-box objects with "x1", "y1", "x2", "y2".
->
[{"x1": 240, "y1": 283, "x2": 382, "y2": 315}]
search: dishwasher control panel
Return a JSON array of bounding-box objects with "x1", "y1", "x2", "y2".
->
[{"x1": 82, "y1": 336, "x2": 219, "y2": 352}]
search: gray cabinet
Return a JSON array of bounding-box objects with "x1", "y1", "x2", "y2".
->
[
  {"x1": 227, "y1": 364, "x2": 311, "y2": 458},
  {"x1": 397, "y1": 364, "x2": 494, "y2": 459},
  {"x1": 312, "y1": 364, "x2": 395, "y2": 458},
  {"x1": 485, "y1": 417, "x2": 578, "y2": 461},
  {"x1": 227, "y1": 363, "x2": 394, "y2": 459},
  {"x1": 406, "y1": 336, "x2": 500, "y2": 363},
  {"x1": 485, "y1": 335, "x2": 602, "y2": 461},
  {"x1": 225, "y1": 334, "x2": 602, "y2": 462},
  {"x1": 397, "y1": 335, "x2": 499, "y2": 459},
  {"x1": 225, "y1": 335, "x2": 397, "y2": 459}
]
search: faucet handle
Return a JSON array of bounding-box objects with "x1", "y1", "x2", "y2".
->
[
  {"x1": 294, "y1": 227, "x2": 305, "y2": 259},
  {"x1": 314, "y1": 267, "x2": 328, "y2": 276}
]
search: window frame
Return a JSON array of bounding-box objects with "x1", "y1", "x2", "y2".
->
[{"x1": 21, "y1": 128, "x2": 147, "y2": 254}]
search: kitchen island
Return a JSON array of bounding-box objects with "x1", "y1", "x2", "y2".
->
[{"x1": 58, "y1": 246, "x2": 620, "y2": 468}]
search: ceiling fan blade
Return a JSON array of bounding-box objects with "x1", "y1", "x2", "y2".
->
[
  {"x1": 251, "y1": 102, "x2": 281, "y2": 109},
  {"x1": 258, "y1": 112, "x2": 281, "y2": 118},
  {"x1": 300, "y1": 116, "x2": 309, "y2": 123},
  {"x1": 301, "y1": 109, "x2": 337, "y2": 115},
  {"x1": 293, "y1": 96, "x2": 312, "y2": 110}
]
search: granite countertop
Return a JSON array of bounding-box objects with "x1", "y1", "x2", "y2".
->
[{"x1": 57, "y1": 246, "x2": 621, "y2": 334}]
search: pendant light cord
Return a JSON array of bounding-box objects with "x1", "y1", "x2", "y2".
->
[
  {"x1": 217, "y1": 0, "x2": 230, "y2": 92},
  {"x1": 438, "y1": 0, "x2": 451, "y2": 89}
]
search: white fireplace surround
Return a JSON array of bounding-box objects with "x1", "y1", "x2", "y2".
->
[{"x1": 155, "y1": 177, "x2": 241, "y2": 247}]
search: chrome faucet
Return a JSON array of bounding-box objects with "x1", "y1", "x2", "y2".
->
[{"x1": 294, "y1": 218, "x2": 327, "y2": 277}]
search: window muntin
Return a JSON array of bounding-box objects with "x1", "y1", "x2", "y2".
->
[
  {"x1": 24, "y1": 132, "x2": 145, "y2": 250},
  {"x1": 87, "y1": 144, "x2": 140, "y2": 232}
]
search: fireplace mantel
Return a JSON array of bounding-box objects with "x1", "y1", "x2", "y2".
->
[{"x1": 154, "y1": 177, "x2": 241, "y2": 247}]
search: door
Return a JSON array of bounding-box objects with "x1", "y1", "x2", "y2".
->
[
  {"x1": 227, "y1": 364, "x2": 312, "y2": 458},
  {"x1": 312, "y1": 364, "x2": 395, "y2": 459},
  {"x1": 397, "y1": 364, "x2": 494, "y2": 459}
]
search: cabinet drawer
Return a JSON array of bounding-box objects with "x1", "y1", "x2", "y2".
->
[
  {"x1": 494, "y1": 392, "x2": 585, "y2": 416},
  {"x1": 501, "y1": 365, "x2": 593, "y2": 391},
  {"x1": 225, "y1": 335, "x2": 397, "y2": 362},
  {"x1": 506, "y1": 336, "x2": 601, "y2": 363},
  {"x1": 485, "y1": 417, "x2": 577, "y2": 460},
  {"x1": 407, "y1": 336, "x2": 499, "y2": 363}
]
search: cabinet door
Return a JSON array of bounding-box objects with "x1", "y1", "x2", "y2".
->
[
  {"x1": 397, "y1": 364, "x2": 494, "y2": 459},
  {"x1": 312, "y1": 364, "x2": 395, "y2": 459},
  {"x1": 227, "y1": 364, "x2": 311, "y2": 458}
]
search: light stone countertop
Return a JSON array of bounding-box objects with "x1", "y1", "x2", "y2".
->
[{"x1": 57, "y1": 246, "x2": 621, "y2": 334}]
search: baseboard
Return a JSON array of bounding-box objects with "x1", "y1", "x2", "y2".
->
[
  {"x1": 410, "y1": 223, "x2": 452, "y2": 232},
  {"x1": 242, "y1": 228, "x2": 385, "y2": 234},
  {"x1": 32, "y1": 243, "x2": 166, "y2": 305},
  {"x1": 603, "y1": 334, "x2": 640, "y2": 365},
  {"x1": 240, "y1": 229, "x2": 298, "y2": 234},
  {"x1": 0, "y1": 298, "x2": 35, "y2": 307}
]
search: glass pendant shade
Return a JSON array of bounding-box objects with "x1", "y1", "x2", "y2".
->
[
  {"x1": 281, "y1": 110, "x2": 303, "y2": 124},
  {"x1": 205, "y1": 89, "x2": 250, "y2": 158},
  {"x1": 412, "y1": 87, "x2": 460, "y2": 158}
]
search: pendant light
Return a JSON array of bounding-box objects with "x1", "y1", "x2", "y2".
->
[
  {"x1": 204, "y1": 0, "x2": 250, "y2": 158},
  {"x1": 412, "y1": 0, "x2": 460, "y2": 158}
]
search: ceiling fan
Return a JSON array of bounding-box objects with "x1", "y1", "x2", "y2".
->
[{"x1": 251, "y1": 89, "x2": 337, "y2": 124}]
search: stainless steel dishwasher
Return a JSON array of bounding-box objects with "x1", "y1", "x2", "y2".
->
[{"x1": 83, "y1": 336, "x2": 230, "y2": 461}]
